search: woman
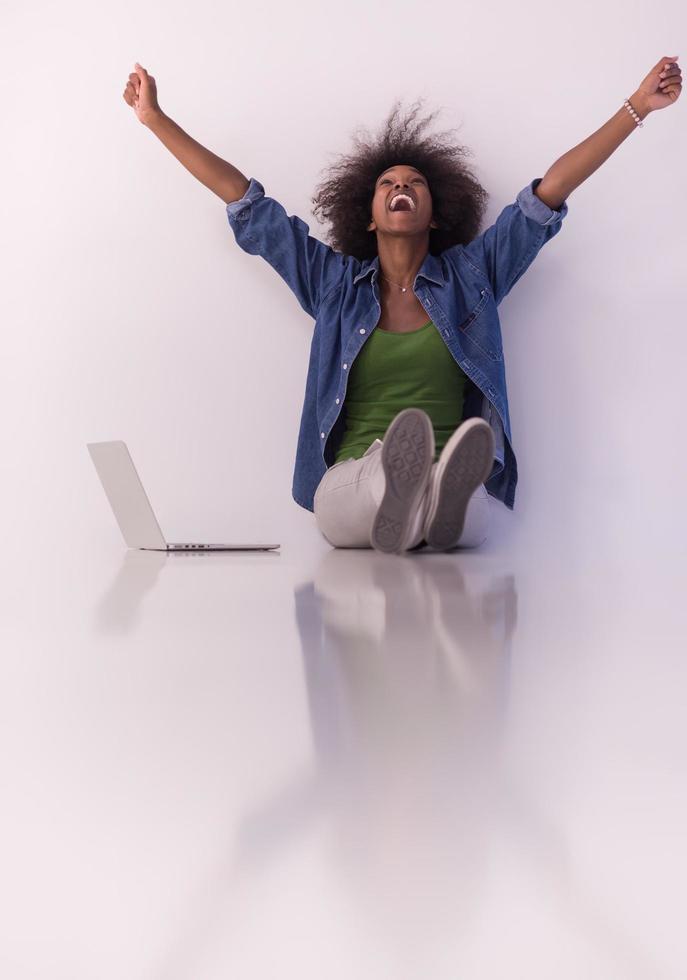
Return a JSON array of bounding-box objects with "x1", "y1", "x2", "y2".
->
[{"x1": 123, "y1": 58, "x2": 681, "y2": 555}]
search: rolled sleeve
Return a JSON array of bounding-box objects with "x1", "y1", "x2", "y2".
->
[
  {"x1": 516, "y1": 177, "x2": 568, "y2": 226},
  {"x1": 225, "y1": 178, "x2": 346, "y2": 319},
  {"x1": 457, "y1": 176, "x2": 569, "y2": 306},
  {"x1": 226, "y1": 176, "x2": 265, "y2": 221}
]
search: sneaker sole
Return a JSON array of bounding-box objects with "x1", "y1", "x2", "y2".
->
[
  {"x1": 370, "y1": 408, "x2": 435, "y2": 554},
  {"x1": 425, "y1": 419, "x2": 495, "y2": 551}
]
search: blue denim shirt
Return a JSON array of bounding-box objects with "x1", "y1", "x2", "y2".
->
[{"x1": 226, "y1": 176, "x2": 568, "y2": 512}]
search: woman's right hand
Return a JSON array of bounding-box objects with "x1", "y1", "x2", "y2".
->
[{"x1": 123, "y1": 63, "x2": 161, "y2": 125}]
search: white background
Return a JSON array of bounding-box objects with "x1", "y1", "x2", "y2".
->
[
  {"x1": 1, "y1": 3, "x2": 687, "y2": 977},
  {"x1": 2, "y1": 0, "x2": 685, "y2": 556}
]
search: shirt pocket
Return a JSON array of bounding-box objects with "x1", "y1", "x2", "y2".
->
[{"x1": 457, "y1": 286, "x2": 502, "y2": 361}]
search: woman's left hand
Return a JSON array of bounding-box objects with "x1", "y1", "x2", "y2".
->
[{"x1": 635, "y1": 56, "x2": 682, "y2": 112}]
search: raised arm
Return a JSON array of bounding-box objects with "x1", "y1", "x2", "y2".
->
[
  {"x1": 122, "y1": 62, "x2": 250, "y2": 205},
  {"x1": 459, "y1": 56, "x2": 682, "y2": 304},
  {"x1": 123, "y1": 62, "x2": 347, "y2": 318},
  {"x1": 534, "y1": 55, "x2": 682, "y2": 209}
]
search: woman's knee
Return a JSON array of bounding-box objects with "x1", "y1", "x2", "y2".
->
[{"x1": 313, "y1": 466, "x2": 376, "y2": 549}]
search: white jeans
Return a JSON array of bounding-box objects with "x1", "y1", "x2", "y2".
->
[{"x1": 314, "y1": 439, "x2": 491, "y2": 551}]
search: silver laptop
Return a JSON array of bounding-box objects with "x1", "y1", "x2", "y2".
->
[{"x1": 87, "y1": 440, "x2": 280, "y2": 552}]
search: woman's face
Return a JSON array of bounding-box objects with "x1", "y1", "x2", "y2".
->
[{"x1": 367, "y1": 164, "x2": 437, "y2": 235}]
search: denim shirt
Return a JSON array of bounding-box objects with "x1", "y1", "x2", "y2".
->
[{"x1": 226, "y1": 176, "x2": 568, "y2": 512}]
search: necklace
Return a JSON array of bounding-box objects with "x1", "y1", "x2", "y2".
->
[{"x1": 380, "y1": 273, "x2": 413, "y2": 294}]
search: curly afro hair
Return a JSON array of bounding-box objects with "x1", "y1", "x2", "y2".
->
[{"x1": 311, "y1": 97, "x2": 489, "y2": 262}]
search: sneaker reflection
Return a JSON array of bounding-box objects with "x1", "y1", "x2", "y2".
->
[{"x1": 239, "y1": 550, "x2": 518, "y2": 971}]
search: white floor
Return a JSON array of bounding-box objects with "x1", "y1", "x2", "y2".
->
[{"x1": 2, "y1": 509, "x2": 686, "y2": 979}]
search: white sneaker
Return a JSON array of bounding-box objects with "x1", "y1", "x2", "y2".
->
[
  {"x1": 370, "y1": 408, "x2": 435, "y2": 554},
  {"x1": 422, "y1": 418, "x2": 495, "y2": 551}
]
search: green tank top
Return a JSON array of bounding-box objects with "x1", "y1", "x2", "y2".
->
[{"x1": 334, "y1": 319, "x2": 469, "y2": 464}]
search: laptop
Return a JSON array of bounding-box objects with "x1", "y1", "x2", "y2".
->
[{"x1": 87, "y1": 440, "x2": 280, "y2": 552}]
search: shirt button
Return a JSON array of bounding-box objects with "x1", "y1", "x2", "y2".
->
[
  {"x1": 335, "y1": 398, "x2": 340, "y2": 404},
  {"x1": 343, "y1": 363, "x2": 348, "y2": 370},
  {"x1": 359, "y1": 328, "x2": 366, "y2": 334},
  {"x1": 321, "y1": 432, "x2": 325, "y2": 439}
]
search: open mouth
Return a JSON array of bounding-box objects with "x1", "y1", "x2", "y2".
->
[{"x1": 389, "y1": 192, "x2": 416, "y2": 213}]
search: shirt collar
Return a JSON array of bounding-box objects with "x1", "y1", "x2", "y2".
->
[{"x1": 353, "y1": 251, "x2": 446, "y2": 287}]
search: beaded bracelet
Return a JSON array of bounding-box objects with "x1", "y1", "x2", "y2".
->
[{"x1": 623, "y1": 98, "x2": 644, "y2": 128}]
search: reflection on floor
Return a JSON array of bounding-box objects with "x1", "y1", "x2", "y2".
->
[{"x1": 2, "y1": 535, "x2": 685, "y2": 979}]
